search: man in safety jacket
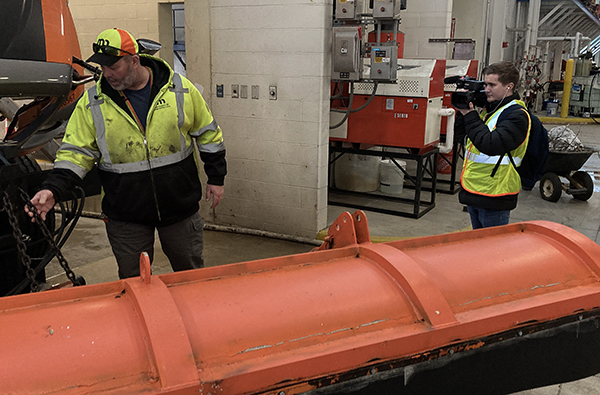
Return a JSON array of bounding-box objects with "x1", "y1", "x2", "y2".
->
[
  {"x1": 455, "y1": 61, "x2": 530, "y2": 229},
  {"x1": 27, "y1": 28, "x2": 227, "y2": 278}
]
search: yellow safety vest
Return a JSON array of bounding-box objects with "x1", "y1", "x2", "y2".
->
[
  {"x1": 55, "y1": 64, "x2": 224, "y2": 177},
  {"x1": 53, "y1": 56, "x2": 225, "y2": 225},
  {"x1": 461, "y1": 100, "x2": 530, "y2": 197}
]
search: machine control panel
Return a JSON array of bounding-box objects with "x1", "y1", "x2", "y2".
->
[
  {"x1": 335, "y1": 0, "x2": 363, "y2": 20},
  {"x1": 369, "y1": 44, "x2": 397, "y2": 81},
  {"x1": 332, "y1": 27, "x2": 362, "y2": 81},
  {"x1": 373, "y1": 0, "x2": 406, "y2": 19}
]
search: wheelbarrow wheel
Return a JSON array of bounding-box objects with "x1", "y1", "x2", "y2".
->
[
  {"x1": 571, "y1": 171, "x2": 594, "y2": 201},
  {"x1": 540, "y1": 173, "x2": 562, "y2": 202}
]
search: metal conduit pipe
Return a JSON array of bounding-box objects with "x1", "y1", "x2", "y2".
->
[
  {"x1": 77, "y1": 210, "x2": 323, "y2": 246},
  {"x1": 536, "y1": 36, "x2": 591, "y2": 42},
  {"x1": 204, "y1": 222, "x2": 323, "y2": 246}
]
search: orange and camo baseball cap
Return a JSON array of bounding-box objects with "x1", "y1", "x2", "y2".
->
[{"x1": 87, "y1": 28, "x2": 139, "y2": 66}]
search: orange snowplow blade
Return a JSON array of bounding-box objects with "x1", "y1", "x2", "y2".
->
[{"x1": 2, "y1": 218, "x2": 600, "y2": 394}]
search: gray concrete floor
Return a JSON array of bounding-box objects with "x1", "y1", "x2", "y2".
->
[{"x1": 42, "y1": 121, "x2": 600, "y2": 395}]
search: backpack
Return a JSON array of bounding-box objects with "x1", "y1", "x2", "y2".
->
[{"x1": 492, "y1": 105, "x2": 549, "y2": 191}]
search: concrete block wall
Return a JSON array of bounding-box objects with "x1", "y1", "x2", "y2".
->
[
  {"x1": 63, "y1": 0, "x2": 465, "y2": 239},
  {"x1": 452, "y1": 0, "x2": 485, "y2": 64},
  {"x1": 68, "y1": 0, "x2": 332, "y2": 238},
  {"x1": 400, "y1": 0, "x2": 452, "y2": 59},
  {"x1": 201, "y1": 0, "x2": 332, "y2": 237},
  {"x1": 67, "y1": 0, "x2": 173, "y2": 61}
]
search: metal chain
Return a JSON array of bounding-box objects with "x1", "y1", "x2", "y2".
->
[
  {"x1": 0, "y1": 189, "x2": 42, "y2": 292},
  {"x1": 19, "y1": 188, "x2": 82, "y2": 286}
]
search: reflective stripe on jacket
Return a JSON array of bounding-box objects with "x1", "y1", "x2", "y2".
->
[
  {"x1": 461, "y1": 99, "x2": 530, "y2": 197},
  {"x1": 53, "y1": 55, "x2": 226, "y2": 225}
]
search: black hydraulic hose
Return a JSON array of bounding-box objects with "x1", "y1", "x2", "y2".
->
[
  {"x1": 331, "y1": 81, "x2": 379, "y2": 114},
  {"x1": 330, "y1": 82, "x2": 379, "y2": 130},
  {"x1": 7, "y1": 187, "x2": 85, "y2": 295},
  {"x1": 72, "y1": 56, "x2": 102, "y2": 80},
  {"x1": 330, "y1": 82, "x2": 354, "y2": 129},
  {"x1": 347, "y1": 81, "x2": 379, "y2": 113},
  {"x1": 330, "y1": 82, "x2": 343, "y2": 100}
]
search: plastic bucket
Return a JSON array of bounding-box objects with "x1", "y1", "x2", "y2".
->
[
  {"x1": 547, "y1": 101, "x2": 558, "y2": 116},
  {"x1": 379, "y1": 159, "x2": 406, "y2": 195},
  {"x1": 334, "y1": 149, "x2": 381, "y2": 192}
]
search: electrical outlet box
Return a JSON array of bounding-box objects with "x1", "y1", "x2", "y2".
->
[
  {"x1": 240, "y1": 85, "x2": 248, "y2": 99},
  {"x1": 369, "y1": 43, "x2": 398, "y2": 81},
  {"x1": 373, "y1": 0, "x2": 404, "y2": 20},
  {"x1": 216, "y1": 84, "x2": 223, "y2": 98},
  {"x1": 231, "y1": 84, "x2": 239, "y2": 98},
  {"x1": 252, "y1": 85, "x2": 259, "y2": 99},
  {"x1": 269, "y1": 86, "x2": 277, "y2": 100},
  {"x1": 335, "y1": 0, "x2": 363, "y2": 20},
  {"x1": 332, "y1": 26, "x2": 362, "y2": 81}
]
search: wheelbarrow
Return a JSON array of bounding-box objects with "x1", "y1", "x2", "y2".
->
[{"x1": 539, "y1": 148, "x2": 595, "y2": 202}]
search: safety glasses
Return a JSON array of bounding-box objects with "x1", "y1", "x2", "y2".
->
[{"x1": 92, "y1": 43, "x2": 134, "y2": 57}]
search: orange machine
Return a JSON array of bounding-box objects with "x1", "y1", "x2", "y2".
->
[
  {"x1": 330, "y1": 59, "x2": 446, "y2": 149},
  {"x1": 1, "y1": 0, "x2": 94, "y2": 298},
  {"x1": 1, "y1": 0, "x2": 86, "y2": 152},
  {"x1": 2, "y1": 212, "x2": 600, "y2": 394}
]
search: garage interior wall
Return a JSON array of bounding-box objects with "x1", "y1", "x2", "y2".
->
[
  {"x1": 69, "y1": 0, "x2": 332, "y2": 238},
  {"x1": 401, "y1": 0, "x2": 453, "y2": 59},
  {"x1": 452, "y1": 0, "x2": 486, "y2": 66},
  {"x1": 66, "y1": 0, "x2": 492, "y2": 238}
]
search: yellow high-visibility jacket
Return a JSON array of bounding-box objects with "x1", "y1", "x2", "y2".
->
[
  {"x1": 46, "y1": 55, "x2": 226, "y2": 226},
  {"x1": 461, "y1": 99, "x2": 530, "y2": 197}
]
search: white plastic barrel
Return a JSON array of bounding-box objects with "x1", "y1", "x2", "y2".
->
[
  {"x1": 379, "y1": 159, "x2": 406, "y2": 195},
  {"x1": 334, "y1": 148, "x2": 382, "y2": 192}
]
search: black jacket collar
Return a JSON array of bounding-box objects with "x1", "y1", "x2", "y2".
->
[
  {"x1": 485, "y1": 92, "x2": 522, "y2": 114},
  {"x1": 99, "y1": 55, "x2": 172, "y2": 118}
]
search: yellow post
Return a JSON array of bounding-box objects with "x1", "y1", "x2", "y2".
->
[{"x1": 561, "y1": 58, "x2": 574, "y2": 118}]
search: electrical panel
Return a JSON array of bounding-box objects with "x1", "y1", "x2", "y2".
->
[
  {"x1": 372, "y1": 0, "x2": 404, "y2": 20},
  {"x1": 571, "y1": 84, "x2": 584, "y2": 102},
  {"x1": 335, "y1": 0, "x2": 363, "y2": 20},
  {"x1": 332, "y1": 26, "x2": 362, "y2": 81},
  {"x1": 369, "y1": 43, "x2": 397, "y2": 81}
]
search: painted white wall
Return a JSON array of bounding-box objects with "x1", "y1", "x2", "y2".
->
[
  {"x1": 187, "y1": 0, "x2": 332, "y2": 237},
  {"x1": 452, "y1": 0, "x2": 485, "y2": 65},
  {"x1": 401, "y1": 0, "x2": 453, "y2": 58},
  {"x1": 65, "y1": 0, "x2": 514, "y2": 238},
  {"x1": 488, "y1": 0, "x2": 511, "y2": 64},
  {"x1": 68, "y1": 0, "x2": 166, "y2": 62}
]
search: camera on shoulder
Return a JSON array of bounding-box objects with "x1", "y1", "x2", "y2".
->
[{"x1": 445, "y1": 76, "x2": 487, "y2": 109}]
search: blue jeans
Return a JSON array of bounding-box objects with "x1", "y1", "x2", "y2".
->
[
  {"x1": 466, "y1": 206, "x2": 510, "y2": 229},
  {"x1": 106, "y1": 212, "x2": 204, "y2": 278}
]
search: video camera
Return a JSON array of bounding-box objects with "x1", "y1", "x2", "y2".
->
[{"x1": 445, "y1": 76, "x2": 487, "y2": 110}]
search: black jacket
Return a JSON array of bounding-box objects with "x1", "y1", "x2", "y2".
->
[
  {"x1": 456, "y1": 93, "x2": 529, "y2": 210},
  {"x1": 42, "y1": 56, "x2": 226, "y2": 226}
]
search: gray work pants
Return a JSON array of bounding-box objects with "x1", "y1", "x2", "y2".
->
[{"x1": 105, "y1": 212, "x2": 204, "y2": 279}]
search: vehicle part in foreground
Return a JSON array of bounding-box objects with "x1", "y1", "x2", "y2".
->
[{"x1": 2, "y1": 212, "x2": 600, "y2": 394}]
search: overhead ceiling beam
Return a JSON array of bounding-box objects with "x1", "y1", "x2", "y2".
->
[
  {"x1": 572, "y1": 0, "x2": 600, "y2": 29},
  {"x1": 539, "y1": 1, "x2": 568, "y2": 26},
  {"x1": 545, "y1": 8, "x2": 575, "y2": 32}
]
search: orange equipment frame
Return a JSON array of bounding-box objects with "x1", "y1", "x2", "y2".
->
[{"x1": 2, "y1": 212, "x2": 600, "y2": 394}]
